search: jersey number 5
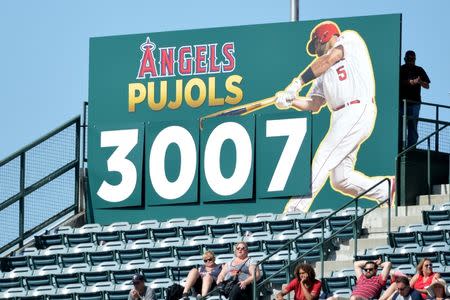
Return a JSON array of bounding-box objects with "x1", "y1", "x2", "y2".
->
[{"x1": 336, "y1": 66, "x2": 347, "y2": 81}]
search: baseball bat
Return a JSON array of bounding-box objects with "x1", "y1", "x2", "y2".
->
[{"x1": 200, "y1": 96, "x2": 275, "y2": 129}]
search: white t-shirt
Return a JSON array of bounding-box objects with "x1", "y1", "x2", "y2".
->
[{"x1": 309, "y1": 30, "x2": 375, "y2": 109}]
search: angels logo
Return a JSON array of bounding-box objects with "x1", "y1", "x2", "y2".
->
[{"x1": 136, "y1": 37, "x2": 236, "y2": 79}]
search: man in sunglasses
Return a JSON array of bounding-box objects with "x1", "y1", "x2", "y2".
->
[
  {"x1": 350, "y1": 258, "x2": 392, "y2": 300},
  {"x1": 129, "y1": 274, "x2": 154, "y2": 300}
]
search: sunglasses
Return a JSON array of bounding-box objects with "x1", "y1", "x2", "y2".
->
[
  {"x1": 236, "y1": 247, "x2": 247, "y2": 251},
  {"x1": 424, "y1": 264, "x2": 433, "y2": 268},
  {"x1": 203, "y1": 258, "x2": 214, "y2": 262},
  {"x1": 397, "y1": 287, "x2": 408, "y2": 291},
  {"x1": 364, "y1": 268, "x2": 375, "y2": 272}
]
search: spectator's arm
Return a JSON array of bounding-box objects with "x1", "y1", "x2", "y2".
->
[
  {"x1": 301, "y1": 281, "x2": 321, "y2": 300},
  {"x1": 276, "y1": 281, "x2": 295, "y2": 299},
  {"x1": 409, "y1": 274, "x2": 419, "y2": 287},
  {"x1": 380, "y1": 261, "x2": 392, "y2": 281},
  {"x1": 216, "y1": 264, "x2": 228, "y2": 285},
  {"x1": 354, "y1": 260, "x2": 367, "y2": 279},
  {"x1": 241, "y1": 263, "x2": 257, "y2": 286}
]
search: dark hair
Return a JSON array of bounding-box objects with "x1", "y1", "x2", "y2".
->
[
  {"x1": 405, "y1": 50, "x2": 416, "y2": 57},
  {"x1": 364, "y1": 261, "x2": 377, "y2": 268},
  {"x1": 396, "y1": 276, "x2": 410, "y2": 286},
  {"x1": 294, "y1": 263, "x2": 316, "y2": 282}
]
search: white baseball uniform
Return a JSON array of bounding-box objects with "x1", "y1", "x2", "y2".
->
[{"x1": 285, "y1": 30, "x2": 390, "y2": 213}]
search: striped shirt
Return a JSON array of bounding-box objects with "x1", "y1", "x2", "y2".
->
[{"x1": 352, "y1": 275, "x2": 386, "y2": 299}]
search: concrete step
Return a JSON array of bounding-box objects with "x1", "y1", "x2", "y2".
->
[
  {"x1": 363, "y1": 212, "x2": 423, "y2": 232},
  {"x1": 433, "y1": 184, "x2": 449, "y2": 195},
  {"x1": 418, "y1": 194, "x2": 449, "y2": 206},
  {"x1": 314, "y1": 259, "x2": 354, "y2": 277}
]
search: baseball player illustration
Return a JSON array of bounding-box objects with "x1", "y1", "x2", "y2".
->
[{"x1": 275, "y1": 21, "x2": 394, "y2": 212}]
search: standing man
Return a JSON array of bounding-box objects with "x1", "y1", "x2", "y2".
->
[
  {"x1": 275, "y1": 21, "x2": 394, "y2": 212},
  {"x1": 129, "y1": 274, "x2": 154, "y2": 300},
  {"x1": 399, "y1": 50, "x2": 430, "y2": 147}
]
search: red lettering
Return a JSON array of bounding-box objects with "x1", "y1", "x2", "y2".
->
[
  {"x1": 178, "y1": 46, "x2": 193, "y2": 75},
  {"x1": 208, "y1": 44, "x2": 220, "y2": 73},
  {"x1": 137, "y1": 38, "x2": 158, "y2": 79},
  {"x1": 195, "y1": 45, "x2": 207, "y2": 74},
  {"x1": 160, "y1": 48, "x2": 175, "y2": 77},
  {"x1": 222, "y1": 42, "x2": 235, "y2": 72}
]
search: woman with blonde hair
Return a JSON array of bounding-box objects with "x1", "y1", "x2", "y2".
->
[
  {"x1": 182, "y1": 250, "x2": 222, "y2": 299},
  {"x1": 410, "y1": 258, "x2": 441, "y2": 299}
]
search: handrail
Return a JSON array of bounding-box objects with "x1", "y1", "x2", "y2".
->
[
  {"x1": 200, "y1": 178, "x2": 392, "y2": 300},
  {"x1": 397, "y1": 124, "x2": 449, "y2": 157},
  {"x1": 396, "y1": 124, "x2": 450, "y2": 207},
  {"x1": 0, "y1": 115, "x2": 81, "y2": 166},
  {"x1": 403, "y1": 99, "x2": 450, "y2": 110}
]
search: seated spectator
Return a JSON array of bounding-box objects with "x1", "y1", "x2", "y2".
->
[
  {"x1": 348, "y1": 258, "x2": 391, "y2": 300},
  {"x1": 276, "y1": 263, "x2": 321, "y2": 300},
  {"x1": 380, "y1": 270, "x2": 411, "y2": 300},
  {"x1": 410, "y1": 258, "x2": 441, "y2": 299},
  {"x1": 129, "y1": 274, "x2": 154, "y2": 300},
  {"x1": 182, "y1": 251, "x2": 221, "y2": 299},
  {"x1": 216, "y1": 242, "x2": 260, "y2": 300},
  {"x1": 392, "y1": 276, "x2": 422, "y2": 300},
  {"x1": 426, "y1": 278, "x2": 449, "y2": 300}
]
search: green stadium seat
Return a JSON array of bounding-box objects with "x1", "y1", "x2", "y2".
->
[
  {"x1": 82, "y1": 271, "x2": 110, "y2": 286},
  {"x1": 28, "y1": 285, "x2": 57, "y2": 297},
  {"x1": 104, "y1": 222, "x2": 131, "y2": 233},
  {"x1": 389, "y1": 232, "x2": 419, "y2": 247},
  {"x1": 146, "y1": 246, "x2": 173, "y2": 262},
  {"x1": 60, "y1": 252, "x2": 88, "y2": 268},
  {"x1": 53, "y1": 273, "x2": 82, "y2": 288},
  {"x1": 420, "y1": 229, "x2": 446, "y2": 246},
  {"x1": 141, "y1": 267, "x2": 168, "y2": 282},
  {"x1": 185, "y1": 235, "x2": 212, "y2": 246},
  {"x1": 122, "y1": 229, "x2": 149, "y2": 243},
  {"x1": 68, "y1": 243, "x2": 97, "y2": 255},
  {"x1": 322, "y1": 276, "x2": 354, "y2": 297},
  {"x1": 151, "y1": 227, "x2": 178, "y2": 241},
  {"x1": 0, "y1": 277, "x2": 22, "y2": 292},
  {"x1": 35, "y1": 234, "x2": 65, "y2": 249},
  {"x1": 66, "y1": 233, "x2": 94, "y2": 247},
  {"x1": 120, "y1": 259, "x2": 150, "y2": 271},
  {"x1": 63, "y1": 263, "x2": 91, "y2": 275},
  {"x1": 24, "y1": 274, "x2": 52, "y2": 290},
  {"x1": 174, "y1": 245, "x2": 202, "y2": 260},
  {"x1": 209, "y1": 223, "x2": 236, "y2": 237},
  {"x1": 111, "y1": 269, "x2": 138, "y2": 284},
  {"x1": 180, "y1": 225, "x2": 207, "y2": 239},
  {"x1": 117, "y1": 249, "x2": 146, "y2": 264},
  {"x1": 76, "y1": 291, "x2": 104, "y2": 300},
  {"x1": 422, "y1": 210, "x2": 450, "y2": 225},
  {"x1": 94, "y1": 231, "x2": 122, "y2": 244},
  {"x1": 149, "y1": 278, "x2": 173, "y2": 300},
  {"x1": 88, "y1": 251, "x2": 116, "y2": 266},
  {"x1": 33, "y1": 265, "x2": 62, "y2": 276},
  {"x1": 267, "y1": 219, "x2": 296, "y2": 234},
  {"x1": 30, "y1": 254, "x2": 58, "y2": 270}
]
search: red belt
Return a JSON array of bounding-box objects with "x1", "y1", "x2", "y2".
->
[{"x1": 333, "y1": 100, "x2": 361, "y2": 111}]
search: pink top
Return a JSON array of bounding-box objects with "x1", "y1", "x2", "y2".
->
[{"x1": 412, "y1": 273, "x2": 435, "y2": 299}]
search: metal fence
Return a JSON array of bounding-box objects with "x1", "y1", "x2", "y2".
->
[
  {"x1": 0, "y1": 116, "x2": 80, "y2": 254},
  {"x1": 402, "y1": 100, "x2": 450, "y2": 153}
]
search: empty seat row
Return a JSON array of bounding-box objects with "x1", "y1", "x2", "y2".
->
[
  {"x1": 36, "y1": 208, "x2": 365, "y2": 248},
  {"x1": 356, "y1": 242, "x2": 450, "y2": 268},
  {"x1": 389, "y1": 229, "x2": 450, "y2": 247},
  {"x1": 4, "y1": 227, "x2": 341, "y2": 272},
  {"x1": 0, "y1": 278, "x2": 172, "y2": 300}
]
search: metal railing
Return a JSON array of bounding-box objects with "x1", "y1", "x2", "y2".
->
[
  {"x1": 0, "y1": 116, "x2": 81, "y2": 254},
  {"x1": 396, "y1": 123, "x2": 450, "y2": 207},
  {"x1": 401, "y1": 99, "x2": 450, "y2": 153},
  {"x1": 201, "y1": 178, "x2": 392, "y2": 300}
]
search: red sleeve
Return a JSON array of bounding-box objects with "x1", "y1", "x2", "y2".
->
[
  {"x1": 377, "y1": 275, "x2": 387, "y2": 286},
  {"x1": 285, "y1": 279, "x2": 298, "y2": 293},
  {"x1": 311, "y1": 280, "x2": 322, "y2": 297}
]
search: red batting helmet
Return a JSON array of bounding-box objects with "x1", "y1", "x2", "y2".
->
[{"x1": 307, "y1": 21, "x2": 341, "y2": 55}]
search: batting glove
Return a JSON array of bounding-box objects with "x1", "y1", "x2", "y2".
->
[
  {"x1": 275, "y1": 91, "x2": 293, "y2": 109},
  {"x1": 285, "y1": 78, "x2": 303, "y2": 97}
]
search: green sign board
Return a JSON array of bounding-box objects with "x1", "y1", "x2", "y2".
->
[{"x1": 88, "y1": 14, "x2": 400, "y2": 224}]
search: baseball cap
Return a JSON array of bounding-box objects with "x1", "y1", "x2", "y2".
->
[
  {"x1": 132, "y1": 274, "x2": 145, "y2": 284},
  {"x1": 307, "y1": 22, "x2": 340, "y2": 55}
]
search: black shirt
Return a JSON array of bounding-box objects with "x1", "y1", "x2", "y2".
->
[{"x1": 399, "y1": 64, "x2": 430, "y2": 103}]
